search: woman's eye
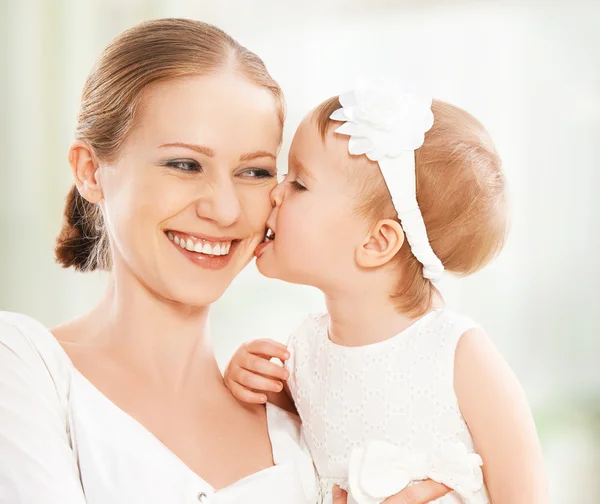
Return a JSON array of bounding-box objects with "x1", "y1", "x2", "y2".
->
[
  {"x1": 290, "y1": 180, "x2": 307, "y2": 192},
  {"x1": 239, "y1": 168, "x2": 275, "y2": 179},
  {"x1": 166, "y1": 160, "x2": 202, "y2": 172}
]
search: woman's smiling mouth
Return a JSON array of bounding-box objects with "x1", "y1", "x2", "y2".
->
[
  {"x1": 166, "y1": 231, "x2": 233, "y2": 256},
  {"x1": 165, "y1": 230, "x2": 242, "y2": 269}
]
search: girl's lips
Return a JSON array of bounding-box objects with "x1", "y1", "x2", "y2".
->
[
  {"x1": 255, "y1": 226, "x2": 275, "y2": 258},
  {"x1": 254, "y1": 239, "x2": 272, "y2": 258}
]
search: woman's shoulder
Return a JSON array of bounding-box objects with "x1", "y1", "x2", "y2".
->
[
  {"x1": 1, "y1": 310, "x2": 52, "y2": 335},
  {"x1": 0, "y1": 313, "x2": 85, "y2": 503},
  {"x1": 0, "y1": 311, "x2": 66, "y2": 355},
  {"x1": 0, "y1": 311, "x2": 73, "y2": 397},
  {"x1": 265, "y1": 403, "x2": 319, "y2": 501}
]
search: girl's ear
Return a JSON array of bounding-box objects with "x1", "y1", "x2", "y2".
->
[{"x1": 356, "y1": 218, "x2": 404, "y2": 268}]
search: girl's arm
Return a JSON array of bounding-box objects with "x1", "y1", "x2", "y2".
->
[{"x1": 454, "y1": 328, "x2": 549, "y2": 503}]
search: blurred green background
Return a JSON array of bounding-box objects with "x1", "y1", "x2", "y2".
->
[{"x1": 1, "y1": 1, "x2": 598, "y2": 502}]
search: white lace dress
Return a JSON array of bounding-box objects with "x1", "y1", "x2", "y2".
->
[{"x1": 285, "y1": 308, "x2": 490, "y2": 504}]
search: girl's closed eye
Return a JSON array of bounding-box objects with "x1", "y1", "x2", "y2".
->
[
  {"x1": 282, "y1": 174, "x2": 307, "y2": 192},
  {"x1": 290, "y1": 180, "x2": 307, "y2": 192}
]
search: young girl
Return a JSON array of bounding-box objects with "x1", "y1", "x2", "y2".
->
[{"x1": 224, "y1": 82, "x2": 548, "y2": 504}]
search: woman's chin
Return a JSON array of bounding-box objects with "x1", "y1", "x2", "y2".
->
[
  {"x1": 164, "y1": 286, "x2": 225, "y2": 309},
  {"x1": 156, "y1": 271, "x2": 232, "y2": 308}
]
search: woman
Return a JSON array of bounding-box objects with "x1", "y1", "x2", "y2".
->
[{"x1": 0, "y1": 19, "x2": 448, "y2": 503}]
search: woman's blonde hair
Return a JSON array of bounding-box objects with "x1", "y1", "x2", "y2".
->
[
  {"x1": 314, "y1": 97, "x2": 508, "y2": 316},
  {"x1": 56, "y1": 18, "x2": 285, "y2": 272}
]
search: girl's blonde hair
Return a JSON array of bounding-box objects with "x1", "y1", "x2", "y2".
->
[
  {"x1": 56, "y1": 18, "x2": 285, "y2": 272},
  {"x1": 314, "y1": 97, "x2": 508, "y2": 316}
]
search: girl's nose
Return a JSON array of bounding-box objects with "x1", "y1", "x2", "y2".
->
[{"x1": 270, "y1": 182, "x2": 284, "y2": 208}]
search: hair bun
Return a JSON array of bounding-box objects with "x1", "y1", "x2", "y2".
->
[{"x1": 55, "y1": 185, "x2": 109, "y2": 271}]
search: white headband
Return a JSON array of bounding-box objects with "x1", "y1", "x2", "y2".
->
[{"x1": 330, "y1": 80, "x2": 444, "y2": 282}]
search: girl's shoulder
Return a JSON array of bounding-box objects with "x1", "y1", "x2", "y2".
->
[
  {"x1": 286, "y1": 312, "x2": 328, "y2": 347},
  {"x1": 406, "y1": 308, "x2": 484, "y2": 378},
  {"x1": 421, "y1": 307, "x2": 481, "y2": 344}
]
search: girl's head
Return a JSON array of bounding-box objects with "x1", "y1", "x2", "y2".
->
[
  {"x1": 257, "y1": 95, "x2": 507, "y2": 316},
  {"x1": 56, "y1": 18, "x2": 284, "y2": 306}
]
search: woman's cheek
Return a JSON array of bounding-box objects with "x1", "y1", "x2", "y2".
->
[{"x1": 245, "y1": 185, "x2": 275, "y2": 228}]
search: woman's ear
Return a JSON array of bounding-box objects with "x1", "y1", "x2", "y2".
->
[
  {"x1": 68, "y1": 140, "x2": 103, "y2": 203},
  {"x1": 356, "y1": 218, "x2": 405, "y2": 268}
]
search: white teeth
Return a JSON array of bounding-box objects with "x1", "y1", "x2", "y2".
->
[{"x1": 167, "y1": 232, "x2": 232, "y2": 256}]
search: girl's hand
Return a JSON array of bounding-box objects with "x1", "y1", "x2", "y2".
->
[
  {"x1": 331, "y1": 481, "x2": 451, "y2": 504},
  {"x1": 223, "y1": 339, "x2": 290, "y2": 404}
]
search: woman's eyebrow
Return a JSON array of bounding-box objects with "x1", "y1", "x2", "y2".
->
[
  {"x1": 158, "y1": 144, "x2": 275, "y2": 163},
  {"x1": 159, "y1": 142, "x2": 215, "y2": 157},
  {"x1": 239, "y1": 150, "x2": 276, "y2": 162}
]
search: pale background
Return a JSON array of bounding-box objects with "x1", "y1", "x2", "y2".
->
[{"x1": 1, "y1": 0, "x2": 599, "y2": 502}]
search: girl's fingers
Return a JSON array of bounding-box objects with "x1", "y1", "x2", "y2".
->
[
  {"x1": 331, "y1": 485, "x2": 348, "y2": 504},
  {"x1": 382, "y1": 480, "x2": 451, "y2": 504},
  {"x1": 244, "y1": 339, "x2": 290, "y2": 361},
  {"x1": 228, "y1": 381, "x2": 267, "y2": 404},
  {"x1": 235, "y1": 367, "x2": 284, "y2": 393},
  {"x1": 241, "y1": 353, "x2": 289, "y2": 380}
]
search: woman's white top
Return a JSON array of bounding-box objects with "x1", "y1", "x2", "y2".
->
[
  {"x1": 285, "y1": 309, "x2": 490, "y2": 504},
  {"x1": 0, "y1": 312, "x2": 318, "y2": 504}
]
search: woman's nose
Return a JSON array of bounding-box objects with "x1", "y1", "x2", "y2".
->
[{"x1": 196, "y1": 179, "x2": 241, "y2": 227}]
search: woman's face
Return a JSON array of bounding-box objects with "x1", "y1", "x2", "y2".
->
[{"x1": 96, "y1": 73, "x2": 281, "y2": 306}]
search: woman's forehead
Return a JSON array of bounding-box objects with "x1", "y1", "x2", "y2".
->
[{"x1": 130, "y1": 74, "x2": 282, "y2": 155}]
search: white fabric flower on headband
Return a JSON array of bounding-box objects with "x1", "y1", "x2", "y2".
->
[
  {"x1": 330, "y1": 79, "x2": 445, "y2": 282},
  {"x1": 330, "y1": 82, "x2": 434, "y2": 161}
]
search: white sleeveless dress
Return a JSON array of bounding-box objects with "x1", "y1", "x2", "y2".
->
[
  {"x1": 0, "y1": 312, "x2": 319, "y2": 504},
  {"x1": 285, "y1": 308, "x2": 490, "y2": 504}
]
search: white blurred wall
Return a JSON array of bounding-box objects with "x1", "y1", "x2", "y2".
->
[{"x1": 1, "y1": 1, "x2": 599, "y2": 501}]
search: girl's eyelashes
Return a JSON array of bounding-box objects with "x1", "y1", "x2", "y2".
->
[
  {"x1": 164, "y1": 159, "x2": 202, "y2": 172},
  {"x1": 290, "y1": 180, "x2": 307, "y2": 192},
  {"x1": 281, "y1": 173, "x2": 307, "y2": 192}
]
